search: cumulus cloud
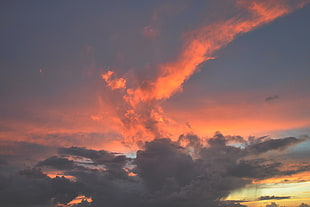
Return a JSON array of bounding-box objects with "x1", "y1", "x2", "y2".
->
[
  {"x1": 2, "y1": 133, "x2": 309, "y2": 207},
  {"x1": 0, "y1": 166, "x2": 85, "y2": 207},
  {"x1": 1, "y1": 1, "x2": 309, "y2": 207}
]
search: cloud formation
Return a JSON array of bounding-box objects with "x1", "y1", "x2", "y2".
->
[
  {"x1": 1, "y1": 1, "x2": 309, "y2": 207},
  {"x1": 265, "y1": 95, "x2": 280, "y2": 102},
  {"x1": 100, "y1": 0, "x2": 308, "y2": 144},
  {"x1": 0, "y1": 166, "x2": 84, "y2": 207},
  {"x1": 258, "y1": 195, "x2": 291, "y2": 200},
  {"x1": 1, "y1": 133, "x2": 309, "y2": 207}
]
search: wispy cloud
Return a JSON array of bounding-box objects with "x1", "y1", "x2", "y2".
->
[{"x1": 101, "y1": 0, "x2": 308, "y2": 144}]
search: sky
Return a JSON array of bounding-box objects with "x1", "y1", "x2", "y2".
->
[{"x1": 0, "y1": 0, "x2": 310, "y2": 206}]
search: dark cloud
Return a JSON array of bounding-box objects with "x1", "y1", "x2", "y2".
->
[
  {"x1": 207, "y1": 131, "x2": 228, "y2": 147},
  {"x1": 58, "y1": 146, "x2": 130, "y2": 179},
  {"x1": 265, "y1": 95, "x2": 280, "y2": 102},
  {"x1": 58, "y1": 146, "x2": 124, "y2": 165},
  {"x1": 72, "y1": 199, "x2": 92, "y2": 207},
  {"x1": 258, "y1": 195, "x2": 291, "y2": 200},
  {"x1": 135, "y1": 138, "x2": 194, "y2": 191},
  {"x1": 178, "y1": 133, "x2": 203, "y2": 150},
  {"x1": 19, "y1": 167, "x2": 48, "y2": 179},
  {"x1": 266, "y1": 203, "x2": 279, "y2": 207},
  {"x1": 247, "y1": 137, "x2": 302, "y2": 154},
  {"x1": 220, "y1": 201, "x2": 248, "y2": 207},
  {"x1": 0, "y1": 166, "x2": 85, "y2": 207},
  {"x1": 37, "y1": 156, "x2": 76, "y2": 170},
  {"x1": 228, "y1": 159, "x2": 282, "y2": 179},
  {"x1": 0, "y1": 134, "x2": 309, "y2": 207}
]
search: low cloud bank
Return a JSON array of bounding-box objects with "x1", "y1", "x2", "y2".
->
[{"x1": 0, "y1": 132, "x2": 309, "y2": 207}]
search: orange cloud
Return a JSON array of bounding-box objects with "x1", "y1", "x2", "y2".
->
[
  {"x1": 101, "y1": 70, "x2": 126, "y2": 90},
  {"x1": 125, "y1": 0, "x2": 298, "y2": 105},
  {"x1": 252, "y1": 171, "x2": 310, "y2": 184},
  {"x1": 6, "y1": 1, "x2": 304, "y2": 150},
  {"x1": 99, "y1": 0, "x2": 308, "y2": 144},
  {"x1": 66, "y1": 195, "x2": 93, "y2": 205}
]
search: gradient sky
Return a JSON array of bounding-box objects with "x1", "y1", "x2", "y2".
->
[{"x1": 1, "y1": 1, "x2": 310, "y2": 207}]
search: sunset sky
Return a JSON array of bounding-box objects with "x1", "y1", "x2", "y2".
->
[{"x1": 1, "y1": 1, "x2": 310, "y2": 207}]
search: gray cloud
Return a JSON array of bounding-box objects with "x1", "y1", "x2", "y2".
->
[
  {"x1": 265, "y1": 95, "x2": 280, "y2": 102},
  {"x1": 0, "y1": 134, "x2": 309, "y2": 207},
  {"x1": 135, "y1": 138, "x2": 194, "y2": 192},
  {"x1": 58, "y1": 146, "x2": 126, "y2": 165},
  {"x1": 228, "y1": 159, "x2": 282, "y2": 179},
  {"x1": 246, "y1": 137, "x2": 302, "y2": 154},
  {"x1": 0, "y1": 166, "x2": 85, "y2": 207},
  {"x1": 37, "y1": 156, "x2": 76, "y2": 170},
  {"x1": 258, "y1": 195, "x2": 291, "y2": 200}
]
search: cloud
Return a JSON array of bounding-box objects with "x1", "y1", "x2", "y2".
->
[
  {"x1": 1, "y1": 1, "x2": 309, "y2": 206},
  {"x1": 258, "y1": 195, "x2": 291, "y2": 200},
  {"x1": 0, "y1": 166, "x2": 85, "y2": 206},
  {"x1": 37, "y1": 156, "x2": 76, "y2": 170},
  {"x1": 135, "y1": 138, "x2": 195, "y2": 192},
  {"x1": 247, "y1": 137, "x2": 303, "y2": 154},
  {"x1": 228, "y1": 159, "x2": 282, "y2": 179},
  {"x1": 1, "y1": 133, "x2": 310, "y2": 206},
  {"x1": 58, "y1": 146, "x2": 130, "y2": 179},
  {"x1": 101, "y1": 71, "x2": 126, "y2": 90},
  {"x1": 265, "y1": 95, "x2": 280, "y2": 102},
  {"x1": 19, "y1": 167, "x2": 48, "y2": 179},
  {"x1": 266, "y1": 203, "x2": 279, "y2": 207},
  {"x1": 58, "y1": 146, "x2": 129, "y2": 165},
  {"x1": 98, "y1": 0, "x2": 307, "y2": 143}
]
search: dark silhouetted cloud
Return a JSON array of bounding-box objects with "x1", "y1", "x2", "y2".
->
[
  {"x1": 258, "y1": 195, "x2": 291, "y2": 200},
  {"x1": 247, "y1": 137, "x2": 302, "y2": 154},
  {"x1": 37, "y1": 156, "x2": 76, "y2": 170},
  {"x1": 266, "y1": 202, "x2": 281, "y2": 207},
  {"x1": 0, "y1": 134, "x2": 309, "y2": 207},
  {"x1": 265, "y1": 95, "x2": 280, "y2": 102},
  {"x1": 0, "y1": 166, "x2": 85, "y2": 207}
]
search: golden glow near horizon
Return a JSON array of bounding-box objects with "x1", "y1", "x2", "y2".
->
[{"x1": 226, "y1": 182, "x2": 310, "y2": 206}]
